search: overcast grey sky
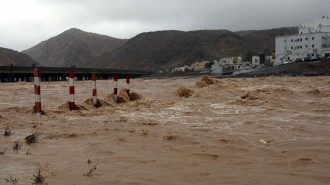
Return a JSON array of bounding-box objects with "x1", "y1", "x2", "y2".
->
[{"x1": 0, "y1": 0, "x2": 329, "y2": 51}]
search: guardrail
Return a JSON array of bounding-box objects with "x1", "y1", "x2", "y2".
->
[{"x1": 0, "y1": 66, "x2": 151, "y2": 82}]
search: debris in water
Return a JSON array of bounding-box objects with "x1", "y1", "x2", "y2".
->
[
  {"x1": 4, "y1": 176, "x2": 19, "y2": 184},
  {"x1": 84, "y1": 160, "x2": 99, "y2": 176},
  {"x1": 0, "y1": 148, "x2": 7, "y2": 155},
  {"x1": 25, "y1": 133, "x2": 39, "y2": 145},
  {"x1": 4, "y1": 126, "x2": 11, "y2": 136},
  {"x1": 33, "y1": 169, "x2": 44, "y2": 184},
  {"x1": 13, "y1": 141, "x2": 22, "y2": 150}
]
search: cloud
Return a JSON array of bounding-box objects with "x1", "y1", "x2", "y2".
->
[{"x1": 0, "y1": 0, "x2": 329, "y2": 51}]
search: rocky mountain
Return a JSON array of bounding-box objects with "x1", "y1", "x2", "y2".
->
[
  {"x1": 22, "y1": 26, "x2": 298, "y2": 71},
  {"x1": 22, "y1": 28, "x2": 127, "y2": 67},
  {"x1": 0, "y1": 47, "x2": 38, "y2": 66},
  {"x1": 99, "y1": 27, "x2": 298, "y2": 71}
]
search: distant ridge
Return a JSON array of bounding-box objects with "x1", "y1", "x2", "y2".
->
[
  {"x1": 22, "y1": 28, "x2": 127, "y2": 67},
  {"x1": 98, "y1": 27, "x2": 298, "y2": 71},
  {"x1": 22, "y1": 26, "x2": 298, "y2": 71},
  {"x1": 0, "y1": 47, "x2": 38, "y2": 66}
]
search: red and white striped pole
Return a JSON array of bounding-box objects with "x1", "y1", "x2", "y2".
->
[
  {"x1": 69, "y1": 70, "x2": 75, "y2": 110},
  {"x1": 126, "y1": 76, "x2": 130, "y2": 96},
  {"x1": 92, "y1": 73, "x2": 97, "y2": 107},
  {"x1": 114, "y1": 74, "x2": 118, "y2": 102},
  {"x1": 33, "y1": 68, "x2": 41, "y2": 114}
]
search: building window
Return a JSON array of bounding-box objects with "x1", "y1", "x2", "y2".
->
[
  {"x1": 284, "y1": 40, "x2": 286, "y2": 43},
  {"x1": 300, "y1": 38, "x2": 302, "y2": 41},
  {"x1": 306, "y1": 38, "x2": 308, "y2": 40},
  {"x1": 312, "y1": 37, "x2": 314, "y2": 40},
  {"x1": 306, "y1": 45, "x2": 308, "y2": 48},
  {"x1": 291, "y1": 39, "x2": 293, "y2": 42},
  {"x1": 291, "y1": 47, "x2": 293, "y2": 49},
  {"x1": 312, "y1": 45, "x2": 315, "y2": 48}
]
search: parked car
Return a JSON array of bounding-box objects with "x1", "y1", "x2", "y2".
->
[
  {"x1": 311, "y1": 56, "x2": 320, "y2": 61},
  {"x1": 304, "y1": 57, "x2": 311, "y2": 62},
  {"x1": 295, "y1": 58, "x2": 302, "y2": 62}
]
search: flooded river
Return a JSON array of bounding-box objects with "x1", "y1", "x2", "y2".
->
[{"x1": 0, "y1": 76, "x2": 329, "y2": 184}]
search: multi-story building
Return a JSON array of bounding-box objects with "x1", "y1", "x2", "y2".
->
[
  {"x1": 275, "y1": 18, "x2": 330, "y2": 65},
  {"x1": 252, "y1": 56, "x2": 260, "y2": 67}
]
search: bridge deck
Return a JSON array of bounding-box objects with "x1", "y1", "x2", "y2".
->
[{"x1": 0, "y1": 66, "x2": 151, "y2": 82}]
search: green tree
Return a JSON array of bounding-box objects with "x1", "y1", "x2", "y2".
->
[
  {"x1": 205, "y1": 61, "x2": 215, "y2": 69},
  {"x1": 243, "y1": 51, "x2": 257, "y2": 62}
]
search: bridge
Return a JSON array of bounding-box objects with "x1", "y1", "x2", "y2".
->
[{"x1": 0, "y1": 66, "x2": 152, "y2": 82}]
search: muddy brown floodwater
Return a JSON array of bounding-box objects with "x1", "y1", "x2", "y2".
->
[{"x1": 0, "y1": 76, "x2": 330, "y2": 185}]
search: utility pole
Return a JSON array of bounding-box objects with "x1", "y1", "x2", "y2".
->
[
  {"x1": 10, "y1": 63, "x2": 13, "y2": 82},
  {"x1": 46, "y1": 42, "x2": 49, "y2": 65}
]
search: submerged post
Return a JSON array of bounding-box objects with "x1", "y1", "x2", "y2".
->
[
  {"x1": 33, "y1": 68, "x2": 42, "y2": 114},
  {"x1": 126, "y1": 75, "x2": 130, "y2": 96},
  {"x1": 69, "y1": 70, "x2": 75, "y2": 110},
  {"x1": 114, "y1": 74, "x2": 118, "y2": 102},
  {"x1": 92, "y1": 73, "x2": 97, "y2": 107}
]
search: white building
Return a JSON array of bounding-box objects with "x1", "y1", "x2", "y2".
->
[
  {"x1": 252, "y1": 56, "x2": 260, "y2": 67},
  {"x1": 275, "y1": 18, "x2": 330, "y2": 65},
  {"x1": 219, "y1": 57, "x2": 234, "y2": 65},
  {"x1": 211, "y1": 60, "x2": 223, "y2": 73},
  {"x1": 172, "y1": 65, "x2": 189, "y2": 72},
  {"x1": 219, "y1": 57, "x2": 242, "y2": 65}
]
